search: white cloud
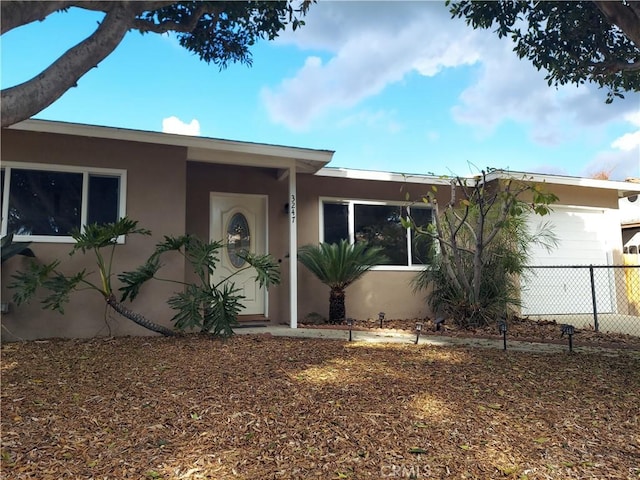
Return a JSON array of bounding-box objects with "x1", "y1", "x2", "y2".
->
[
  {"x1": 162, "y1": 116, "x2": 201, "y2": 136},
  {"x1": 613, "y1": 131, "x2": 640, "y2": 152},
  {"x1": 262, "y1": 0, "x2": 639, "y2": 171},
  {"x1": 583, "y1": 112, "x2": 640, "y2": 180},
  {"x1": 611, "y1": 111, "x2": 640, "y2": 152},
  {"x1": 262, "y1": 2, "x2": 482, "y2": 131}
]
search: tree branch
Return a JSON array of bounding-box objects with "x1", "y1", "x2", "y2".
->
[
  {"x1": 593, "y1": 0, "x2": 640, "y2": 48},
  {"x1": 131, "y1": 3, "x2": 223, "y2": 34},
  {"x1": 1, "y1": 1, "x2": 74, "y2": 35},
  {"x1": 1, "y1": 2, "x2": 137, "y2": 127}
]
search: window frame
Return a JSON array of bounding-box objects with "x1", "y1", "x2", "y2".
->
[
  {"x1": 318, "y1": 196, "x2": 433, "y2": 271},
  {"x1": 1, "y1": 162, "x2": 127, "y2": 243}
]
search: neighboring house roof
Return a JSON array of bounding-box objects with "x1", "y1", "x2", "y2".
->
[{"x1": 7, "y1": 119, "x2": 335, "y2": 174}]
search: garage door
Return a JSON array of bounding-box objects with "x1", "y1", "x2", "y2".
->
[{"x1": 521, "y1": 206, "x2": 616, "y2": 315}]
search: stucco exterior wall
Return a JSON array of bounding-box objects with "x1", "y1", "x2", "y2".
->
[
  {"x1": 1, "y1": 130, "x2": 187, "y2": 340},
  {"x1": 295, "y1": 174, "x2": 447, "y2": 322}
]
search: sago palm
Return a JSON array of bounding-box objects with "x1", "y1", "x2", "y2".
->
[{"x1": 298, "y1": 240, "x2": 387, "y2": 323}]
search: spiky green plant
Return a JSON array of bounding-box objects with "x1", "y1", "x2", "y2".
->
[
  {"x1": 9, "y1": 218, "x2": 176, "y2": 336},
  {"x1": 298, "y1": 240, "x2": 388, "y2": 324},
  {"x1": 119, "y1": 234, "x2": 280, "y2": 337}
]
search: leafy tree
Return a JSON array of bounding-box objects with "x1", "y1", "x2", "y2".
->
[
  {"x1": 298, "y1": 240, "x2": 388, "y2": 324},
  {"x1": 9, "y1": 217, "x2": 177, "y2": 336},
  {"x1": 407, "y1": 170, "x2": 558, "y2": 328},
  {"x1": 119, "y1": 234, "x2": 280, "y2": 337},
  {"x1": 1, "y1": 1, "x2": 312, "y2": 127},
  {"x1": 448, "y1": 1, "x2": 640, "y2": 102}
]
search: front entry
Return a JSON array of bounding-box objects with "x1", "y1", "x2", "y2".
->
[{"x1": 210, "y1": 193, "x2": 268, "y2": 316}]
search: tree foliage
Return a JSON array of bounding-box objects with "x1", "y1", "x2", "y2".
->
[
  {"x1": 298, "y1": 240, "x2": 388, "y2": 324},
  {"x1": 0, "y1": 1, "x2": 312, "y2": 127},
  {"x1": 119, "y1": 234, "x2": 281, "y2": 337},
  {"x1": 448, "y1": 1, "x2": 640, "y2": 102},
  {"x1": 408, "y1": 170, "x2": 558, "y2": 328}
]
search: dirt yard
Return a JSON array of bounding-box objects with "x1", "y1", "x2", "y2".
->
[{"x1": 2, "y1": 334, "x2": 639, "y2": 479}]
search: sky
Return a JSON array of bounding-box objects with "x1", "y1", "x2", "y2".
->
[{"x1": 2, "y1": 1, "x2": 639, "y2": 180}]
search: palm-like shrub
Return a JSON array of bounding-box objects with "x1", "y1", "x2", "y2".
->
[
  {"x1": 119, "y1": 234, "x2": 280, "y2": 337},
  {"x1": 298, "y1": 240, "x2": 387, "y2": 323},
  {"x1": 410, "y1": 172, "x2": 557, "y2": 328},
  {"x1": 9, "y1": 218, "x2": 176, "y2": 336}
]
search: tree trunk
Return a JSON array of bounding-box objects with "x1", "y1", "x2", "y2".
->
[
  {"x1": 1, "y1": 2, "x2": 136, "y2": 127},
  {"x1": 329, "y1": 288, "x2": 346, "y2": 324},
  {"x1": 106, "y1": 295, "x2": 177, "y2": 336}
]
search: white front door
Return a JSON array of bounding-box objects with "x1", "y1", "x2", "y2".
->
[{"x1": 210, "y1": 193, "x2": 267, "y2": 316}]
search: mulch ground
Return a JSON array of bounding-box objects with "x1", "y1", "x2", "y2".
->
[
  {"x1": 301, "y1": 316, "x2": 640, "y2": 351},
  {"x1": 2, "y1": 335, "x2": 639, "y2": 479}
]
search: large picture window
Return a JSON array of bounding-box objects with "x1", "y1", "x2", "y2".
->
[
  {"x1": 1, "y1": 163, "x2": 126, "y2": 242},
  {"x1": 321, "y1": 199, "x2": 434, "y2": 268}
]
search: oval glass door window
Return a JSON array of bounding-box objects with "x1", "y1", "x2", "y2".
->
[{"x1": 227, "y1": 212, "x2": 251, "y2": 268}]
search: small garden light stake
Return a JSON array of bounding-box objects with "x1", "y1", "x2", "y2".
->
[
  {"x1": 498, "y1": 320, "x2": 508, "y2": 351},
  {"x1": 561, "y1": 324, "x2": 575, "y2": 352},
  {"x1": 378, "y1": 311, "x2": 385, "y2": 328},
  {"x1": 347, "y1": 318, "x2": 354, "y2": 342},
  {"x1": 415, "y1": 322, "x2": 423, "y2": 345}
]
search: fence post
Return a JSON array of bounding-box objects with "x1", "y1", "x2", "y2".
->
[{"x1": 589, "y1": 265, "x2": 599, "y2": 332}]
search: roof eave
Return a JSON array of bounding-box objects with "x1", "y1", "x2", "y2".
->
[{"x1": 7, "y1": 119, "x2": 334, "y2": 173}]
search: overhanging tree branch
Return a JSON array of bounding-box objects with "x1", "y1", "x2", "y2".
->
[
  {"x1": 1, "y1": 2, "x2": 137, "y2": 128},
  {"x1": 593, "y1": 0, "x2": 640, "y2": 47},
  {"x1": 1, "y1": 1, "x2": 74, "y2": 35},
  {"x1": 132, "y1": 3, "x2": 223, "y2": 34}
]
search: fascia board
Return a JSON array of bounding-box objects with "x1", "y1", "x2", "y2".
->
[{"x1": 8, "y1": 119, "x2": 334, "y2": 172}]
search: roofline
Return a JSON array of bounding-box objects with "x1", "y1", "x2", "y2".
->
[
  {"x1": 317, "y1": 167, "x2": 454, "y2": 185},
  {"x1": 5, "y1": 121, "x2": 638, "y2": 195},
  {"x1": 319, "y1": 167, "x2": 640, "y2": 196},
  {"x1": 485, "y1": 169, "x2": 640, "y2": 198},
  {"x1": 7, "y1": 119, "x2": 335, "y2": 173}
]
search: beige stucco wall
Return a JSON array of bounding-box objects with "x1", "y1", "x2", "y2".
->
[
  {"x1": 1, "y1": 130, "x2": 187, "y2": 340},
  {"x1": 295, "y1": 174, "x2": 447, "y2": 322},
  {"x1": 2, "y1": 128, "x2": 629, "y2": 337}
]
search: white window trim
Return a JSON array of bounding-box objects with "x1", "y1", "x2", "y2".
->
[
  {"x1": 318, "y1": 196, "x2": 432, "y2": 271},
  {"x1": 1, "y1": 162, "x2": 127, "y2": 243}
]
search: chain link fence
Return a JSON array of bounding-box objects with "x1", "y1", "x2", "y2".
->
[{"x1": 521, "y1": 263, "x2": 640, "y2": 337}]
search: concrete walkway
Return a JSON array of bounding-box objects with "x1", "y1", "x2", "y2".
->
[{"x1": 234, "y1": 325, "x2": 638, "y2": 356}]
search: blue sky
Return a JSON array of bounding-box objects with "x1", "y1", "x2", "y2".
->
[{"x1": 2, "y1": 1, "x2": 639, "y2": 180}]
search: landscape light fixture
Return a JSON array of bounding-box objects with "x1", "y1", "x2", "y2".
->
[
  {"x1": 498, "y1": 320, "x2": 508, "y2": 351},
  {"x1": 561, "y1": 324, "x2": 575, "y2": 352},
  {"x1": 415, "y1": 322, "x2": 423, "y2": 345},
  {"x1": 434, "y1": 317, "x2": 445, "y2": 331},
  {"x1": 346, "y1": 318, "x2": 354, "y2": 342},
  {"x1": 378, "y1": 311, "x2": 385, "y2": 328}
]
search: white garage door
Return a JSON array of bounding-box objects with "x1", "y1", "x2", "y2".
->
[{"x1": 521, "y1": 206, "x2": 617, "y2": 315}]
